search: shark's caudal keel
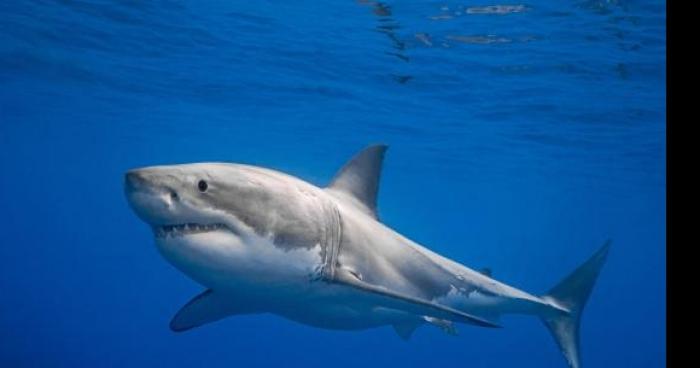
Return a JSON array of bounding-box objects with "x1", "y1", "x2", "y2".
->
[{"x1": 124, "y1": 145, "x2": 610, "y2": 368}]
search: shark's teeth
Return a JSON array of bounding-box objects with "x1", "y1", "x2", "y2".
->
[{"x1": 155, "y1": 223, "x2": 227, "y2": 238}]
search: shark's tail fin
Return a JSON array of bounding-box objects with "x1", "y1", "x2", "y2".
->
[{"x1": 541, "y1": 240, "x2": 611, "y2": 368}]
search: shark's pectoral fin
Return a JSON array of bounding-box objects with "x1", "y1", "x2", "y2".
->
[
  {"x1": 333, "y1": 268, "x2": 500, "y2": 329},
  {"x1": 170, "y1": 289, "x2": 255, "y2": 332}
]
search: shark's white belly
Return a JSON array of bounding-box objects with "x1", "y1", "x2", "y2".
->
[{"x1": 155, "y1": 230, "x2": 325, "y2": 294}]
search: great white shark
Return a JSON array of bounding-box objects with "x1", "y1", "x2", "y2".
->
[{"x1": 124, "y1": 144, "x2": 609, "y2": 368}]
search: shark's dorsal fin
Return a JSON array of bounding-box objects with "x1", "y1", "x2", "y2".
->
[{"x1": 327, "y1": 144, "x2": 388, "y2": 219}]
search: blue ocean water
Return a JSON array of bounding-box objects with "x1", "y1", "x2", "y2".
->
[{"x1": 0, "y1": 0, "x2": 665, "y2": 367}]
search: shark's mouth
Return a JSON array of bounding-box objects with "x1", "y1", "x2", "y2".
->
[{"x1": 154, "y1": 223, "x2": 232, "y2": 238}]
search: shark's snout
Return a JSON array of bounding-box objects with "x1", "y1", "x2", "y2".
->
[
  {"x1": 125, "y1": 169, "x2": 148, "y2": 193},
  {"x1": 124, "y1": 167, "x2": 176, "y2": 226},
  {"x1": 124, "y1": 167, "x2": 174, "y2": 196}
]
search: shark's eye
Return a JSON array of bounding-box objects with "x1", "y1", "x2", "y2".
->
[{"x1": 198, "y1": 180, "x2": 208, "y2": 192}]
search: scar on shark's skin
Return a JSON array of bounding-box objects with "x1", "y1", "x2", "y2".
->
[{"x1": 125, "y1": 145, "x2": 610, "y2": 368}]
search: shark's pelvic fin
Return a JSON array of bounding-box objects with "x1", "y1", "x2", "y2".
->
[
  {"x1": 478, "y1": 267, "x2": 493, "y2": 277},
  {"x1": 541, "y1": 240, "x2": 611, "y2": 368},
  {"x1": 392, "y1": 321, "x2": 421, "y2": 340},
  {"x1": 170, "y1": 289, "x2": 255, "y2": 332},
  {"x1": 423, "y1": 316, "x2": 458, "y2": 335},
  {"x1": 392, "y1": 317, "x2": 458, "y2": 340},
  {"x1": 327, "y1": 144, "x2": 388, "y2": 219}
]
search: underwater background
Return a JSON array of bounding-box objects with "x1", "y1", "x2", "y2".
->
[{"x1": 0, "y1": 0, "x2": 665, "y2": 367}]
